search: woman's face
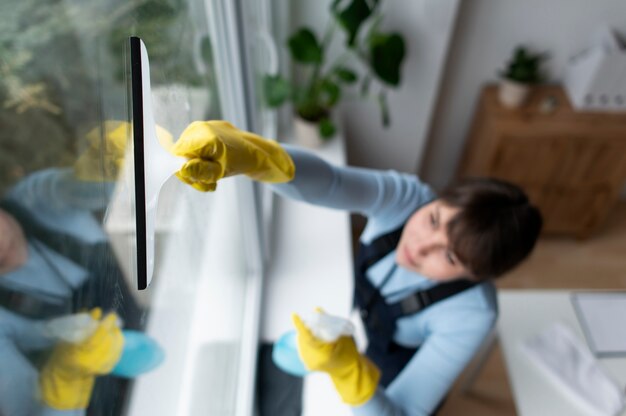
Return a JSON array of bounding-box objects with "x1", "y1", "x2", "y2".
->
[
  {"x1": 0, "y1": 209, "x2": 28, "y2": 274},
  {"x1": 395, "y1": 200, "x2": 471, "y2": 281}
]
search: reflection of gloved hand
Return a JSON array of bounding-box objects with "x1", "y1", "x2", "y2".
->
[
  {"x1": 73, "y1": 121, "x2": 174, "y2": 181},
  {"x1": 293, "y1": 311, "x2": 380, "y2": 406},
  {"x1": 39, "y1": 308, "x2": 124, "y2": 410},
  {"x1": 170, "y1": 120, "x2": 295, "y2": 192},
  {"x1": 73, "y1": 121, "x2": 130, "y2": 182}
]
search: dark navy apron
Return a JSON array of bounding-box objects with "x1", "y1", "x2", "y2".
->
[{"x1": 354, "y1": 224, "x2": 477, "y2": 392}]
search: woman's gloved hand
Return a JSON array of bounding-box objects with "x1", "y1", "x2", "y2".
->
[
  {"x1": 292, "y1": 311, "x2": 380, "y2": 406},
  {"x1": 170, "y1": 120, "x2": 295, "y2": 192},
  {"x1": 39, "y1": 308, "x2": 124, "y2": 410}
]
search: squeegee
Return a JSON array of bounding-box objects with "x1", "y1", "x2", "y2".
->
[{"x1": 129, "y1": 36, "x2": 186, "y2": 290}]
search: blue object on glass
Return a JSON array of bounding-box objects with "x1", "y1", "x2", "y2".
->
[
  {"x1": 272, "y1": 330, "x2": 309, "y2": 377},
  {"x1": 111, "y1": 330, "x2": 165, "y2": 378}
]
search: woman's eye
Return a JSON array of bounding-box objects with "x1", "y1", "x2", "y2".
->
[{"x1": 429, "y1": 213, "x2": 437, "y2": 228}]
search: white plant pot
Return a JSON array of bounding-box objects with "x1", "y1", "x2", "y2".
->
[
  {"x1": 499, "y1": 79, "x2": 531, "y2": 108},
  {"x1": 293, "y1": 116, "x2": 325, "y2": 148}
]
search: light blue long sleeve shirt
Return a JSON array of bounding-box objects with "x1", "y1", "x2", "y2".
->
[
  {"x1": 5, "y1": 168, "x2": 110, "y2": 244},
  {"x1": 271, "y1": 146, "x2": 498, "y2": 416},
  {"x1": 0, "y1": 168, "x2": 111, "y2": 416},
  {"x1": 0, "y1": 307, "x2": 84, "y2": 416}
]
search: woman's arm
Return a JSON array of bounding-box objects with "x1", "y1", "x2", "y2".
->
[
  {"x1": 6, "y1": 168, "x2": 113, "y2": 213},
  {"x1": 271, "y1": 145, "x2": 435, "y2": 224},
  {"x1": 0, "y1": 306, "x2": 52, "y2": 352},
  {"x1": 168, "y1": 122, "x2": 434, "y2": 225}
]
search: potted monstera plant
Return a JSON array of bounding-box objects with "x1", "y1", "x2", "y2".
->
[
  {"x1": 498, "y1": 46, "x2": 548, "y2": 108},
  {"x1": 264, "y1": 0, "x2": 406, "y2": 146}
]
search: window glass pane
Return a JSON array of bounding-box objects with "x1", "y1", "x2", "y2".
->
[
  {"x1": 238, "y1": 0, "x2": 280, "y2": 266},
  {"x1": 240, "y1": 0, "x2": 277, "y2": 139},
  {"x1": 0, "y1": 1, "x2": 254, "y2": 414}
]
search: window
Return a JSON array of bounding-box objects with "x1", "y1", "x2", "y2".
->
[{"x1": 0, "y1": 0, "x2": 268, "y2": 414}]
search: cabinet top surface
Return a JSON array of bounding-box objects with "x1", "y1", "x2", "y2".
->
[{"x1": 482, "y1": 84, "x2": 626, "y2": 124}]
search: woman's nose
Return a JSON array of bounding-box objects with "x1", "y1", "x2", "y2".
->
[
  {"x1": 415, "y1": 233, "x2": 446, "y2": 255},
  {"x1": 416, "y1": 242, "x2": 435, "y2": 256}
]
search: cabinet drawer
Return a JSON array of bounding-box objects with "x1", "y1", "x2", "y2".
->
[
  {"x1": 489, "y1": 134, "x2": 567, "y2": 185},
  {"x1": 540, "y1": 186, "x2": 612, "y2": 237},
  {"x1": 556, "y1": 137, "x2": 626, "y2": 188}
]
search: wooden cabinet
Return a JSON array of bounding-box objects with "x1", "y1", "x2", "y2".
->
[{"x1": 458, "y1": 85, "x2": 626, "y2": 238}]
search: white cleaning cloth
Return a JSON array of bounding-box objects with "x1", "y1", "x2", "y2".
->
[{"x1": 521, "y1": 322, "x2": 625, "y2": 416}]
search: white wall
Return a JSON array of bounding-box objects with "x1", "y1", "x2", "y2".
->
[
  {"x1": 288, "y1": 0, "x2": 460, "y2": 173},
  {"x1": 421, "y1": 0, "x2": 626, "y2": 190}
]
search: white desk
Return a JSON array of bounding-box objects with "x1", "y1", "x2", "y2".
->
[{"x1": 497, "y1": 290, "x2": 626, "y2": 416}]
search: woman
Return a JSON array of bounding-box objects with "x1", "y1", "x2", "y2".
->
[{"x1": 172, "y1": 121, "x2": 543, "y2": 415}]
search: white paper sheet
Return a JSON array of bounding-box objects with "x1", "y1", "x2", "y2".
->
[{"x1": 572, "y1": 292, "x2": 626, "y2": 357}]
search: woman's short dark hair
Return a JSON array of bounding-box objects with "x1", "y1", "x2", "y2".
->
[{"x1": 440, "y1": 177, "x2": 543, "y2": 280}]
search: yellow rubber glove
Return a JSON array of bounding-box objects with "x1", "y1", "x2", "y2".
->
[
  {"x1": 292, "y1": 312, "x2": 380, "y2": 406},
  {"x1": 73, "y1": 121, "x2": 174, "y2": 181},
  {"x1": 73, "y1": 121, "x2": 130, "y2": 181},
  {"x1": 170, "y1": 120, "x2": 295, "y2": 192},
  {"x1": 39, "y1": 308, "x2": 124, "y2": 410}
]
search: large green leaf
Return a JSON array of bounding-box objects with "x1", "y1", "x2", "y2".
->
[
  {"x1": 331, "y1": 0, "x2": 379, "y2": 47},
  {"x1": 288, "y1": 28, "x2": 323, "y2": 64},
  {"x1": 263, "y1": 74, "x2": 291, "y2": 107},
  {"x1": 295, "y1": 99, "x2": 327, "y2": 122},
  {"x1": 319, "y1": 118, "x2": 337, "y2": 138},
  {"x1": 334, "y1": 66, "x2": 358, "y2": 83},
  {"x1": 369, "y1": 32, "x2": 405, "y2": 86},
  {"x1": 320, "y1": 79, "x2": 341, "y2": 107}
]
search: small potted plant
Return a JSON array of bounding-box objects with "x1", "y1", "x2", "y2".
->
[
  {"x1": 264, "y1": 0, "x2": 406, "y2": 146},
  {"x1": 498, "y1": 46, "x2": 548, "y2": 108}
]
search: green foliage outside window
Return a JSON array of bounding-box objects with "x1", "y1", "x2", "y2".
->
[{"x1": 0, "y1": 0, "x2": 215, "y2": 193}]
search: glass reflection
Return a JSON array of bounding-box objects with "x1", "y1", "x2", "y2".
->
[
  {"x1": 0, "y1": 0, "x2": 223, "y2": 414},
  {"x1": 0, "y1": 163, "x2": 143, "y2": 415}
]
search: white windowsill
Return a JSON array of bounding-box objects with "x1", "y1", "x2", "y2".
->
[
  {"x1": 261, "y1": 134, "x2": 355, "y2": 416},
  {"x1": 124, "y1": 179, "x2": 253, "y2": 416}
]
